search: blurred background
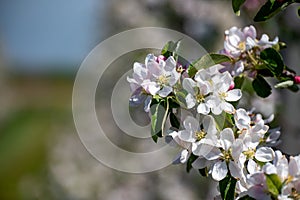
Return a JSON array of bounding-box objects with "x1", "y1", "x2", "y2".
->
[{"x1": 0, "y1": 0, "x2": 300, "y2": 199}]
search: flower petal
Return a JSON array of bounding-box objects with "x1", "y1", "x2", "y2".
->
[
  {"x1": 225, "y1": 89, "x2": 242, "y2": 102},
  {"x1": 220, "y1": 128, "x2": 235, "y2": 150},
  {"x1": 183, "y1": 78, "x2": 196, "y2": 95},
  {"x1": 255, "y1": 147, "x2": 275, "y2": 162},
  {"x1": 197, "y1": 103, "x2": 210, "y2": 115},
  {"x1": 212, "y1": 161, "x2": 228, "y2": 181}
]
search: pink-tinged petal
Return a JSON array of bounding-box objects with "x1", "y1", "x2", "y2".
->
[
  {"x1": 248, "y1": 185, "x2": 271, "y2": 200},
  {"x1": 212, "y1": 161, "x2": 228, "y2": 181},
  {"x1": 142, "y1": 81, "x2": 160, "y2": 95},
  {"x1": 197, "y1": 103, "x2": 210, "y2": 115},
  {"x1": 228, "y1": 34, "x2": 241, "y2": 47},
  {"x1": 185, "y1": 93, "x2": 196, "y2": 109},
  {"x1": 233, "y1": 61, "x2": 244, "y2": 76},
  {"x1": 183, "y1": 78, "x2": 196, "y2": 95},
  {"x1": 255, "y1": 147, "x2": 275, "y2": 162},
  {"x1": 246, "y1": 37, "x2": 257, "y2": 49},
  {"x1": 145, "y1": 53, "x2": 156, "y2": 64},
  {"x1": 243, "y1": 25, "x2": 257, "y2": 39},
  {"x1": 220, "y1": 128, "x2": 235, "y2": 150},
  {"x1": 225, "y1": 89, "x2": 242, "y2": 102},
  {"x1": 147, "y1": 61, "x2": 161, "y2": 77}
]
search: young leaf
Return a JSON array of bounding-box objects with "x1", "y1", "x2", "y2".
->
[
  {"x1": 267, "y1": 174, "x2": 282, "y2": 192},
  {"x1": 186, "y1": 154, "x2": 198, "y2": 173},
  {"x1": 288, "y1": 84, "x2": 299, "y2": 92},
  {"x1": 198, "y1": 168, "x2": 208, "y2": 177},
  {"x1": 187, "y1": 65, "x2": 198, "y2": 77},
  {"x1": 161, "y1": 40, "x2": 181, "y2": 59},
  {"x1": 232, "y1": 0, "x2": 246, "y2": 15},
  {"x1": 238, "y1": 196, "x2": 256, "y2": 200},
  {"x1": 150, "y1": 100, "x2": 166, "y2": 142},
  {"x1": 260, "y1": 48, "x2": 284, "y2": 77},
  {"x1": 252, "y1": 75, "x2": 272, "y2": 98},
  {"x1": 192, "y1": 53, "x2": 232, "y2": 70},
  {"x1": 219, "y1": 174, "x2": 237, "y2": 200},
  {"x1": 170, "y1": 112, "x2": 180, "y2": 129},
  {"x1": 254, "y1": 0, "x2": 294, "y2": 22},
  {"x1": 266, "y1": 174, "x2": 281, "y2": 198},
  {"x1": 234, "y1": 75, "x2": 245, "y2": 89}
]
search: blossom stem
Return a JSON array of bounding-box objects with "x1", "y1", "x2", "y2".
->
[{"x1": 161, "y1": 98, "x2": 170, "y2": 136}]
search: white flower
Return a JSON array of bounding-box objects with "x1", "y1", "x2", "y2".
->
[
  {"x1": 207, "y1": 72, "x2": 242, "y2": 115},
  {"x1": 222, "y1": 25, "x2": 257, "y2": 58},
  {"x1": 169, "y1": 115, "x2": 218, "y2": 164},
  {"x1": 234, "y1": 108, "x2": 269, "y2": 142},
  {"x1": 127, "y1": 54, "x2": 181, "y2": 98},
  {"x1": 143, "y1": 56, "x2": 180, "y2": 97},
  {"x1": 182, "y1": 77, "x2": 211, "y2": 114},
  {"x1": 197, "y1": 128, "x2": 244, "y2": 181}
]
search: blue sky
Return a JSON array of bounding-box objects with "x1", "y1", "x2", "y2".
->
[{"x1": 0, "y1": 0, "x2": 107, "y2": 72}]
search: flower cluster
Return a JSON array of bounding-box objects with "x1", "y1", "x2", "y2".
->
[
  {"x1": 219, "y1": 25, "x2": 279, "y2": 77},
  {"x1": 127, "y1": 25, "x2": 300, "y2": 200}
]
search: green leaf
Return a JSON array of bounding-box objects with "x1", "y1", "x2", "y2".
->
[
  {"x1": 175, "y1": 91, "x2": 188, "y2": 108},
  {"x1": 150, "y1": 100, "x2": 166, "y2": 142},
  {"x1": 254, "y1": 0, "x2": 294, "y2": 22},
  {"x1": 288, "y1": 84, "x2": 299, "y2": 92},
  {"x1": 192, "y1": 53, "x2": 232, "y2": 70},
  {"x1": 267, "y1": 174, "x2": 282, "y2": 191},
  {"x1": 161, "y1": 40, "x2": 181, "y2": 59},
  {"x1": 234, "y1": 76, "x2": 245, "y2": 89},
  {"x1": 238, "y1": 195, "x2": 256, "y2": 200},
  {"x1": 266, "y1": 174, "x2": 281, "y2": 198},
  {"x1": 170, "y1": 112, "x2": 180, "y2": 129},
  {"x1": 252, "y1": 75, "x2": 272, "y2": 98},
  {"x1": 186, "y1": 154, "x2": 198, "y2": 173},
  {"x1": 187, "y1": 65, "x2": 198, "y2": 77},
  {"x1": 219, "y1": 174, "x2": 237, "y2": 200},
  {"x1": 232, "y1": 0, "x2": 246, "y2": 15},
  {"x1": 260, "y1": 48, "x2": 284, "y2": 77},
  {"x1": 198, "y1": 168, "x2": 208, "y2": 177},
  {"x1": 298, "y1": 6, "x2": 300, "y2": 17}
]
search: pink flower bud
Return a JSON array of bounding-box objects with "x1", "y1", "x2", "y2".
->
[
  {"x1": 156, "y1": 55, "x2": 166, "y2": 62},
  {"x1": 229, "y1": 81, "x2": 235, "y2": 90},
  {"x1": 295, "y1": 76, "x2": 300, "y2": 84}
]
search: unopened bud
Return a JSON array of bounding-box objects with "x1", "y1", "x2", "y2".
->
[
  {"x1": 229, "y1": 81, "x2": 235, "y2": 90},
  {"x1": 295, "y1": 76, "x2": 300, "y2": 84}
]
